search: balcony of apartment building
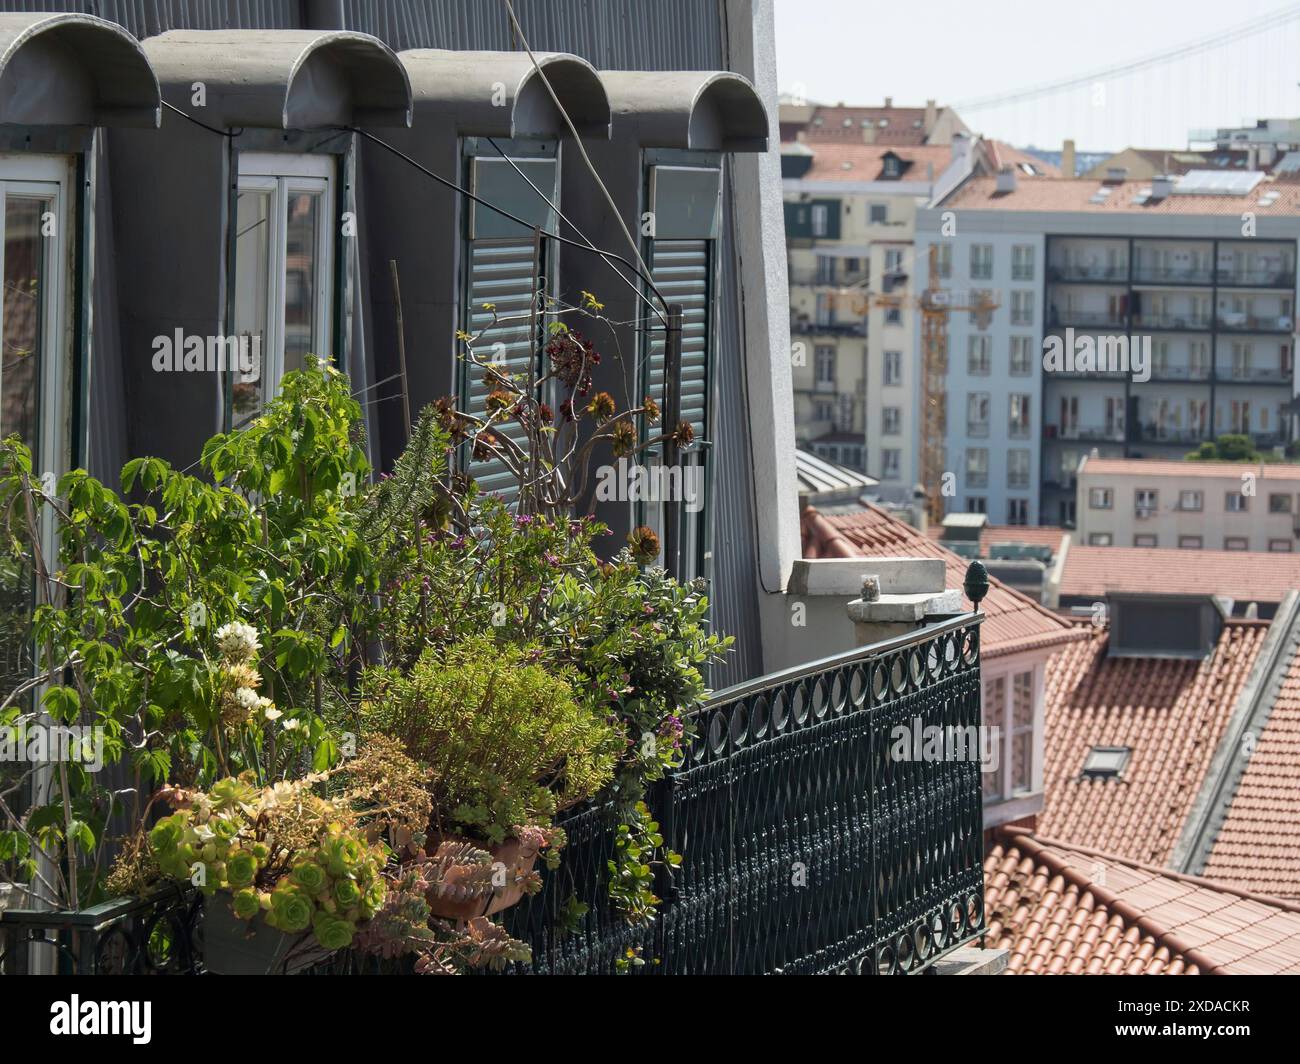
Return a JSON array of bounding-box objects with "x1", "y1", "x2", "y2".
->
[
  {"x1": 1131, "y1": 239, "x2": 1215, "y2": 287},
  {"x1": 1046, "y1": 237, "x2": 1129, "y2": 284},
  {"x1": 1043, "y1": 422, "x2": 1127, "y2": 444},
  {"x1": 1216, "y1": 240, "x2": 1297, "y2": 290},
  {"x1": 790, "y1": 313, "x2": 867, "y2": 338},
  {"x1": 1213, "y1": 340, "x2": 1293, "y2": 387},
  {"x1": 1215, "y1": 309, "x2": 1296, "y2": 335},
  {"x1": 788, "y1": 255, "x2": 870, "y2": 290}
]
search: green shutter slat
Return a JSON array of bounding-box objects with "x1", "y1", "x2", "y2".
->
[
  {"x1": 463, "y1": 236, "x2": 540, "y2": 505},
  {"x1": 646, "y1": 239, "x2": 710, "y2": 439}
]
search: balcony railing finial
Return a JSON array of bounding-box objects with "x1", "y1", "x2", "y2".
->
[{"x1": 963, "y1": 560, "x2": 989, "y2": 608}]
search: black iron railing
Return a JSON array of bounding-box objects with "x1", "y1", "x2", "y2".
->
[
  {"x1": 507, "y1": 613, "x2": 987, "y2": 975},
  {"x1": 2, "y1": 615, "x2": 987, "y2": 976}
]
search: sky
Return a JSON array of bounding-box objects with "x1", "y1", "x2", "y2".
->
[{"x1": 773, "y1": 0, "x2": 1300, "y2": 153}]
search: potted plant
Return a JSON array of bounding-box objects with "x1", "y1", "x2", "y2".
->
[{"x1": 361, "y1": 636, "x2": 619, "y2": 921}]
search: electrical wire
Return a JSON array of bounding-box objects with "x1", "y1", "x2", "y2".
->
[{"x1": 161, "y1": 99, "x2": 242, "y2": 138}]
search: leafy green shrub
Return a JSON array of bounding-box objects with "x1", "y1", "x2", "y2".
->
[{"x1": 361, "y1": 637, "x2": 620, "y2": 843}]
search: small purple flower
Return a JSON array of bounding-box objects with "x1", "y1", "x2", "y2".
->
[{"x1": 450, "y1": 535, "x2": 466, "y2": 550}]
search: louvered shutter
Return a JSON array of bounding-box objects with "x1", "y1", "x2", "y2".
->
[
  {"x1": 461, "y1": 152, "x2": 558, "y2": 506},
  {"x1": 641, "y1": 163, "x2": 722, "y2": 582}
]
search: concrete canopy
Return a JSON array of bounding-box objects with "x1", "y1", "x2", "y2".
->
[
  {"x1": 143, "y1": 30, "x2": 412, "y2": 130},
  {"x1": 600, "y1": 70, "x2": 768, "y2": 151},
  {"x1": 398, "y1": 50, "x2": 610, "y2": 138},
  {"x1": 0, "y1": 12, "x2": 160, "y2": 128}
]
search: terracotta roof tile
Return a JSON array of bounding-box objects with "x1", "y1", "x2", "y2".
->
[
  {"x1": 792, "y1": 142, "x2": 955, "y2": 182},
  {"x1": 1081, "y1": 457, "x2": 1300, "y2": 480},
  {"x1": 985, "y1": 829, "x2": 1300, "y2": 974},
  {"x1": 800, "y1": 505, "x2": 1084, "y2": 659},
  {"x1": 944, "y1": 174, "x2": 1300, "y2": 215},
  {"x1": 1038, "y1": 621, "x2": 1270, "y2": 864},
  {"x1": 926, "y1": 523, "x2": 1068, "y2": 558},
  {"x1": 1060, "y1": 546, "x2": 1300, "y2": 604},
  {"x1": 1203, "y1": 643, "x2": 1300, "y2": 899}
]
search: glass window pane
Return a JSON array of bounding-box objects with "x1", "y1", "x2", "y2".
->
[
  {"x1": 1013, "y1": 671, "x2": 1034, "y2": 727},
  {"x1": 233, "y1": 189, "x2": 272, "y2": 422},
  {"x1": 982, "y1": 676, "x2": 1005, "y2": 800},
  {"x1": 283, "y1": 191, "x2": 322, "y2": 373},
  {"x1": 2, "y1": 196, "x2": 48, "y2": 449}
]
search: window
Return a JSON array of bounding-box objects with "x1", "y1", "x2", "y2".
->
[
  {"x1": 882, "y1": 406, "x2": 901, "y2": 435},
  {"x1": 933, "y1": 243, "x2": 952, "y2": 280},
  {"x1": 1008, "y1": 449, "x2": 1030, "y2": 490},
  {"x1": 1011, "y1": 244, "x2": 1035, "y2": 281},
  {"x1": 982, "y1": 676, "x2": 1005, "y2": 800},
  {"x1": 1010, "y1": 290, "x2": 1034, "y2": 326},
  {"x1": 967, "y1": 392, "x2": 990, "y2": 437},
  {"x1": 881, "y1": 448, "x2": 901, "y2": 480},
  {"x1": 233, "y1": 153, "x2": 335, "y2": 426},
  {"x1": 967, "y1": 335, "x2": 991, "y2": 375},
  {"x1": 0, "y1": 157, "x2": 71, "y2": 708},
  {"x1": 1270, "y1": 493, "x2": 1293, "y2": 514},
  {"x1": 814, "y1": 400, "x2": 833, "y2": 421},
  {"x1": 1178, "y1": 490, "x2": 1203, "y2": 512},
  {"x1": 1134, "y1": 534, "x2": 1157, "y2": 547},
  {"x1": 1011, "y1": 672, "x2": 1034, "y2": 793},
  {"x1": 885, "y1": 305, "x2": 902, "y2": 325},
  {"x1": 1178, "y1": 535, "x2": 1203, "y2": 549},
  {"x1": 1009, "y1": 336, "x2": 1033, "y2": 376},
  {"x1": 811, "y1": 203, "x2": 829, "y2": 237},
  {"x1": 970, "y1": 243, "x2": 993, "y2": 280},
  {"x1": 1225, "y1": 537, "x2": 1249, "y2": 551},
  {"x1": 966, "y1": 496, "x2": 987, "y2": 514},
  {"x1": 1269, "y1": 539, "x2": 1293, "y2": 552},
  {"x1": 1135, "y1": 489, "x2": 1158, "y2": 518},
  {"x1": 815, "y1": 346, "x2": 836, "y2": 385},
  {"x1": 1007, "y1": 498, "x2": 1029, "y2": 525},
  {"x1": 966, "y1": 447, "x2": 989, "y2": 488},
  {"x1": 869, "y1": 203, "x2": 887, "y2": 223},
  {"x1": 884, "y1": 350, "x2": 902, "y2": 386},
  {"x1": 1089, "y1": 487, "x2": 1113, "y2": 509},
  {"x1": 969, "y1": 289, "x2": 993, "y2": 328},
  {"x1": 1226, "y1": 492, "x2": 1249, "y2": 513},
  {"x1": 1089, "y1": 533, "x2": 1113, "y2": 546},
  {"x1": 1008, "y1": 394, "x2": 1031, "y2": 437},
  {"x1": 1082, "y1": 746, "x2": 1130, "y2": 779}
]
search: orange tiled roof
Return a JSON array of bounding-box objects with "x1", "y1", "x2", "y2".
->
[
  {"x1": 1038, "y1": 621, "x2": 1271, "y2": 864},
  {"x1": 944, "y1": 174, "x2": 1300, "y2": 215},
  {"x1": 985, "y1": 828, "x2": 1300, "y2": 974},
  {"x1": 800, "y1": 505, "x2": 1084, "y2": 659},
  {"x1": 926, "y1": 523, "x2": 1068, "y2": 558},
  {"x1": 1060, "y1": 545, "x2": 1300, "y2": 605},
  {"x1": 1203, "y1": 646, "x2": 1300, "y2": 900},
  {"x1": 792, "y1": 142, "x2": 955, "y2": 183},
  {"x1": 799, "y1": 105, "x2": 935, "y2": 146}
]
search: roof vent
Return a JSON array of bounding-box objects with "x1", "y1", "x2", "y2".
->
[
  {"x1": 1082, "y1": 746, "x2": 1131, "y2": 780},
  {"x1": 995, "y1": 164, "x2": 1017, "y2": 194},
  {"x1": 1150, "y1": 173, "x2": 1174, "y2": 200}
]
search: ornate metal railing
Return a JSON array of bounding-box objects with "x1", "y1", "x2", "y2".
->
[
  {"x1": 2, "y1": 614, "x2": 987, "y2": 976},
  {"x1": 506, "y1": 613, "x2": 987, "y2": 975}
]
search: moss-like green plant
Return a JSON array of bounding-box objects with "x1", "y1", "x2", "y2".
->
[{"x1": 362, "y1": 637, "x2": 620, "y2": 843}]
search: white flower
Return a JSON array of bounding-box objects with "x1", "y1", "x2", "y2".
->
[
  {"x1": 215, "y1": 621, "x2": 261, "y2": 663},
  {"x1": 281, "y1": 718, "x2": 302, "y2": 732},
  {"x1": 260, "y1": 698, "x2": 281, "y2": 721},
  {"x1": 234, "y1": 687, "x2": 260, "y2": 711}
]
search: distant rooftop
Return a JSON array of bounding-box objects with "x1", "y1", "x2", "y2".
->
[
  {"x1": 1080, "y1": 457, "x2": 1300, "y2": 480},
  {"x1": 1060, "y1": 545, "x2": 1300, "y2": 605},
  {"x1": 941, "y1": 173, "x2": 1300, "y2": 215}
]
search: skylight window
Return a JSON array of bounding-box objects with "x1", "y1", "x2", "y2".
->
[{"x1": 1082, "y1": 746, "x2": 1130, "y2": 779}]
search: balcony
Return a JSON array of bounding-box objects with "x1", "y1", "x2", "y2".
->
[
  {"x1": 1148, "y1": 363, "x2": 1211, "y2": 382},
  {"x1": 1215, "y1": 312, "x2": 1295, "y2": 334},
  {"x1": 1, "y1": 617, "x2": 990, "y2": 976},
  {"x1": 1215, "y1": 267, "x2": 1297, "y2": 289},
  {"x1": 791, "y1": 318, "x2": 867, "y2": 338},
  {"x1": 1044, "y1": 424, "x2": 1125, "y2": 443},
  {"x1": 1135, "y1": 425, "x2": 1209, "y2": 445},
  {"x1": 1048, "y1": 264, "x2": 1129, "y2": 283},
  {"x1": 789, "y1": 266, "x2": 870, "y2": 288},
  {"x1": 1132, "y1": 313, "x2": 1212, "y2": 331},
  {"x1": 1130, "y1": 265, "x2": 1214, "y2": 286},
  {"x1": 1047, "y1": 309, "x2": 1127, "y2": 330},
  {"x1": 1215, "y1": 365, "x2": 1291, "y2": 385}
]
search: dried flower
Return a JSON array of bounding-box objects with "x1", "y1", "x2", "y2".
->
[{"x1": 627, "y1": 526, "x2": 660, "y2": 564}]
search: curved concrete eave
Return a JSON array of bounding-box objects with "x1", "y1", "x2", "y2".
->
[
  {"x1": 601, "y1": 70, "x2": 769, "y2": 152},
  {"x1": 399, "y1": 49, "x2": 611, "y2": 139},
  {"x1": 144, "y1": 29, "x2": 412, "y2": 131},
  {"x1": 0, "y1": 12, "x2": 160, "y2": 128}
]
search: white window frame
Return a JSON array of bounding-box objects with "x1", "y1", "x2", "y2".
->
[
  {"x1": 235, "y1": 152, "x2": 336, "y2": 413},
  {"x1": 982, "y1": 659, "x2": 1046, "y2": 806}
]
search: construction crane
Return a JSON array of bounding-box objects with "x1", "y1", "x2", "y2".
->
[{"x1": 822, "y1": 245, "x2": 998, "y2": 524}]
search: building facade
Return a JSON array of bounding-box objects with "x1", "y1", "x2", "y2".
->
[{"x1": 917, "y1": 169, "x2": 1300, "y2": 527}]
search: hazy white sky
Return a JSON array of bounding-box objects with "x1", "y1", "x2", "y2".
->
[{"x1": 773, "y1": 0, "x2": 1300, "y2": 152}]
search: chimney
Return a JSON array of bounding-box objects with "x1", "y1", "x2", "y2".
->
[
  {"x1": 951, "y1": 131, "x2": 971, "y2": 166},
  {"x1": 925, "y1": 98, "x2": 937, "y2": 133},
  {"x1": 996, "y1": 164, "x2": 1018, "y2": 195},
  {"x1": 1062, "y1": 138, "x2": 1076, "y2": 177},
  {"x1": 1248, "y1": 145, "x2": 1260, "y2": 171},
  {"x1": 884, "y1": 96, "x2": 893, "y2": 109},
  {"x1": 1150, "y1": 173, "x2": 1174, "y2": 200}
]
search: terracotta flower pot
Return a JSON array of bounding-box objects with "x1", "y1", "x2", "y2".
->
[{"x1": 424, "y1": 835, "x2": 539, "y2": 922}]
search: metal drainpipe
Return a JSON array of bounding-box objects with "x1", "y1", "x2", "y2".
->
[{"x1": 662, "y1": 304, "x2": 683, "y2": 578}]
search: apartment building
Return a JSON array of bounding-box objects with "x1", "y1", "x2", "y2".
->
[
  {"x1": 917, "y1": 167, "x2": 1300, "y2": 527},
  {"x1": 1075, "y1": 456, "x2": 1300, "y2": 552}
]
